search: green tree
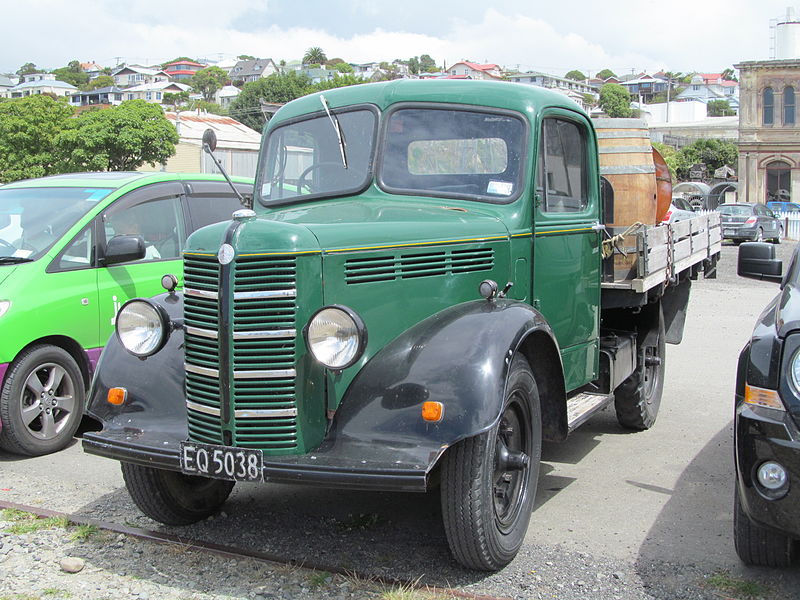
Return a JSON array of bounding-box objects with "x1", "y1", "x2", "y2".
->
[
  {"x1": 419, "y1": 54, "x2": 437, "y2": 73},
  {"x1": 0, "y1": 95, "x2": 74, "y2": 182},
  {"x1": 333, "y1": 62, "x2": 353, "y2": 73},
  {"x1": 598, "y1": 83, "x2": 633, "y2": 117},
  {"x1": 652, "y1": 142, "x2": 679, "y2": 181},
  {"x1": 565, "y1": 69, "x2": 586, "y2": 81},
  {"x1": 16, "y1": 62, "x2": 38, "y2": 79},
  {"x1": 721, "y1": 67, "x2": 738, "y2": 82},
  {"x1": 238, "y1": 55, "x2": 256, "y2": 61},
  {"x1": 707, "y1": 99, "x2": 735, "y2": 117},
  {"x1": 51, "y1": 60, "x2": 89, "y2": 88},
  {"x1": 163, "y1": 91, "x2": 191, "y2": 110},
  {"x1": 83, "y1": 75, "x2": 115, "y2": 91},
  {"x1": 596, "y1": 68, "x2": 616, "y2": 80},
  {"x1": 303, "y1": 47, "x2": 327, "y2": 65},
  {"x1": 673, "y1": 139, "x2": 738, "y2": 180},
  {"x1": 229, "y1": 71, "x2": 313, "y2": 131},
  {"x1": 312, "y1": 73, "x2": 366, "y2": 92},
  {"x1": 191, "y1": 66, "x2": 229, "y2": 102},
  {"x1": 408, "y1": 56, "x2": 420, "y2": 75},
  {"x1": 55, "y1": 100, "x2": 179, "y2": 171}
]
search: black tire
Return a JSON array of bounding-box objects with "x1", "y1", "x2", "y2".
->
[
  {"x1": 773, "y1": 226, "x2": 782, "y2": 244},
  {"x1": 0, "y1": 345, "x2": 85, "y2": 456},
  {"x1": 121, "y1": 462, "x2": 234, "y2": 526},
  {"x1": 614, "y1": 309, "x2": 665, "y2": 430},
  {"x1": 734, "y1": 487, "x2": 794, "y2": 567},
  {"x1": 440, "y1": 354, "x2": 541, "y2": 571}
]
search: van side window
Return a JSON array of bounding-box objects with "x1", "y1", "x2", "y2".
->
[
  {"x1": 105, "y1": 197, "x2": 183, "y2": 261},
  {"x1": 537, "y1": 119, "x2": 588, "y2": 213},
  {"x1": 53, "y1": 225, "x2": 93, "y2": 271}
]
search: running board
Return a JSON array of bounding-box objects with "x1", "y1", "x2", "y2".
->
[{"x1": 566, "y1": 391, "x2": 614, "y2": 431}]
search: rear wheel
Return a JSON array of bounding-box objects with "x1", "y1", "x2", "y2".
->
[
  {"x1": 614, "y1": 309, "x2": 665, "y2": 430},
  {"x1": 121, "y1": 462, "x2": 234, "y2": 526},
  {"x1": 0, "y1": 345, "x2": 85, "y2": 456},
  {"x1": 734, "y1": 487, "x2": 794, "y2": 567},
  {"x1": 440, "y1": 355, "x2": 541, "y2": 570}
]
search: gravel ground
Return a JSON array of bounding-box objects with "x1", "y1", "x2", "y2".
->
[{"x1": 2, "y1": 240, "x2": 799, "y2": 600}]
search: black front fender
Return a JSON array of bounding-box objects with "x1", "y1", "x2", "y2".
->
[{"x1": 320, "y1": 299, "x2": 563, "y2": 467}]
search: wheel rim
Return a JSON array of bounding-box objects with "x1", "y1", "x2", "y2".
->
[
  {"x1": 18, "y1": 362, "x2": 77, "y2": 440},
  {"x1": 756, "y1": 229, "x2": 763, "y2": 241},
  {"x1": 642, "y1": 338, "x2": 663, "y2": 401},
  {"x1": 493, "y1": 393, "x2": 531, "y2": 533}
]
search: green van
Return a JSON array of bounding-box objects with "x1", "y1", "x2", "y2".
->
[{"x1": 0, "y1": 172, "x2": 252, "y2": 456}]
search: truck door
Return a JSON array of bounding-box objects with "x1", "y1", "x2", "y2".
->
[{"x1": 532, "y1": 112, "x2": 601, "y2": 392}]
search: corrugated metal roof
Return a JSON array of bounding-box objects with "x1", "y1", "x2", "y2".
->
[{"x1": 165, "y1": 112, "x2": 261, "y2": 150}]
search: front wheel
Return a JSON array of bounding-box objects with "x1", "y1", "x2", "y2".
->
[
  {"x1": 121, "y1": 463, "x2": 234, "y2": 526},
  {"x1": 734, "y1": 488, "x2": 794, "y2": 567},
  {"x1": 0, "y1": 345, "x2": 86, "y2": 456},
  {"x1": 614, "y1": 309, "x2": 665, "y2": 430},
  {"x1": 440, "y1": 354, "x2": 541, "y2": 570}
]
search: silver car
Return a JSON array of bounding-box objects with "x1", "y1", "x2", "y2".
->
[{"x1": 718, "y1": 203, "x2": 782, "y2": 244}]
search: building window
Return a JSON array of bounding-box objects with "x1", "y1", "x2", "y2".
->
[
  {"x1": 785, "y1": 86, "x2": 795, "y2": 125},
  {"x1": 766, "y1": 160, "x2": 791, "y2": 201},
  {"x1": 764, "y1": 87, "x2": 774, "y2": 125}
]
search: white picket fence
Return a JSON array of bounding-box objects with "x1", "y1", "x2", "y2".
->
[{"x1": 697, "y1": 209, "x2": 800, "y2": 241}]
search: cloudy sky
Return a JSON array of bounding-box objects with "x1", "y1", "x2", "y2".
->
[{"x1": 1, "y1": 0, "x2": 795, "y2": 77}]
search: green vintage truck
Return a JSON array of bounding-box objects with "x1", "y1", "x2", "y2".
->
[{"x1": 82, "y1": 80, "x2": 720, "y2": 570}]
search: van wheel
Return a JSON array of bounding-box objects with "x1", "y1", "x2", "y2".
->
[
  {"x1": 615, "y1": 310, "x2": 665, "y2": 430},
  {"x1": 0, "y1": 345, "x2": 85, "y2": 456},
  {"x1": 121, "y1": 462, "x2": 234, "y2": 526},
  {"x1": 734, "y1": 488, "x2": 794, "y2": 567},
  {"x1": 440, "y1": 355, "x2": 541, "y2": 570}
]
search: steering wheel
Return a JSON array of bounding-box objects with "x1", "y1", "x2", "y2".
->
[
  {"x1": 297, "y1": 162, "x2": 343, "y2": 194},
  {"x1": 0, "y1": 239, "x2": 15, "y2": 256}
]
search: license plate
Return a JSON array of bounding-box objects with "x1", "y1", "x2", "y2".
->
[
  {"x1": 724, "y1": 229, "x2": 735, "y2": 236},
  {"x1": 180, "y1": 441, "x2": 263, "y2": 482}
]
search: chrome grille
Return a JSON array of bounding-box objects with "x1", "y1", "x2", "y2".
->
[{"x1": 183, "y1": 252, "x2": 300, "y2": 451}]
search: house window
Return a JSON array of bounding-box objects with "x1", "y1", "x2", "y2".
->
[
  {"x1": 764, "y1": 87, "x2": 774, "y2": 125},
  {"x1": 156, "y1": 92, "x2": 162, "y2": 100},
  {"x1": 146, "y1": 92, "x2": 152, "y2": 100},
  {"x1": 766, "y1": 160, "x2": 791, "y2": 201},
  {"x1": 128, "y1": 94, "x2": 134, "y2": 100},
  {"x1": 785, "y1": 86, "x2": 795, "y2": 125}
]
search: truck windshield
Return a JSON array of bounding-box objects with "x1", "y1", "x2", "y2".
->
[
  {"x1": 0, "y1": 187, "x2": 111, "y2": 261},
  {"x1": 258, "y1": 107, "x2": 377, "y2": 204},
  {"x1": 379, "y1": 107, "x2": 526, "y2": 202}
]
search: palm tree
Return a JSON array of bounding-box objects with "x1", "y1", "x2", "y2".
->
[{"x1": 303, "y1": 47, "x2": 327, "y2": 65}]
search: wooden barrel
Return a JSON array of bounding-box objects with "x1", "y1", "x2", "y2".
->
[
  {"x1": 593, "y1": 118, "x2": 657, "y2": 227},
  {"x1": 652, "y1": 147, "x2": 673, "y2": 223}
]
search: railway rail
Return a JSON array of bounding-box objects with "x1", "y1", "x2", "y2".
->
[{"x1": 0, "y1": 499, "x2": 511, "y2": 600}]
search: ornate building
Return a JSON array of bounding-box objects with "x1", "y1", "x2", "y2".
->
[{"x1": 735, "y1": 59, "x2": 800, "y2": 203}]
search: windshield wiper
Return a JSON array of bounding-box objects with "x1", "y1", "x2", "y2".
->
[
  {"x1": 0, "y1": 256, "x2": 34, "y2": 264},
  {"x1": 320, "y1": 95, "x2": 348, "y2": 170}
]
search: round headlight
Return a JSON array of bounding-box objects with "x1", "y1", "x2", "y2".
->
[
  {"x1": 791, "y1": 348, "x2": 800, "y2": 394},
  {"x1": 306, "y1": 306, "x2": 366, "y2": 370},
  {"x1": 116, "y1": 300, "x2": 168, "y2": 357}
]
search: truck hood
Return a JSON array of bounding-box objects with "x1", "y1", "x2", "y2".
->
[{"x1": 265, "y1": 197, "x2": 510, "y2": 252}]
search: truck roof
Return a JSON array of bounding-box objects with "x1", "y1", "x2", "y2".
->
[{"x1": 270, "y1": 79, "x2": 586, "y2": 125}]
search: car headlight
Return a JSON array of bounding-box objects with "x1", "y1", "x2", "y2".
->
[
  {"x1": 0, "y1": 300, "x2": 10, "y2": 318},
  {"x1": 305, "y1": 305, "x2": 367, "y2": 370},
  {"x1": 791, "y1": 348, "x2": 800, "y2": 395},
  {"x1": 116, "y1": 299, "x2": 169, "y2": 357}
]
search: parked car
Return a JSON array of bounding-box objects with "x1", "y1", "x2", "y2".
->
[
  {"x1": 661, "y1": 196, "x2": 697, "y2": 224},
  {"x1": 718, "y1": 203, "x2": 782, "y2": 244},
  {"x1": 734, "y1": 242, "x2": 800, "y2": 566},
  {"x1": 0, "y1": 172, "x2": 253, "y2": 456},
  {"x1": 766, "y1": 200, "x2": 800, "y2": 213}
]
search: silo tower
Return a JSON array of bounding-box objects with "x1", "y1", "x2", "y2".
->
[{"x1": 775, "y1": 7, "x2": 800, "y2": 59}]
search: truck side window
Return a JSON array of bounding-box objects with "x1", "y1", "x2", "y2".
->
[{"x1": 538, "y1": 119, "x2": 588, "y2": 213}]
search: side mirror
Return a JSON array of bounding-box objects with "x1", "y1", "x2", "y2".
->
[
  {"x1": 202, "y1": 128, "x2": 217, "y2": 152},
  {"x1": 738, "y1": 242, "x2": 783, "y2": 284},
  {"x1": 105, "y1": 235, "x2": 146, "y2": 266}
]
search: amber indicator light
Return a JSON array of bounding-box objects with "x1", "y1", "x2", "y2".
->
[
  {"x1": 421, "y1": 401, "x2": 444, "y2": 422},
  {"x1": 107, "y1": 387, "x2": 128, "y2": 406}
]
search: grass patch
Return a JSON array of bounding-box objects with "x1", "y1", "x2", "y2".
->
[
  {"x1": 706, "y1": 570, "x2": 769, "y2": 599},
  {"x1": 307, "y1": 571, "x2": 332, "y2": 588},
  {"x1": 2, "y1": 510, "x2": 71, "y2": 535},
  {"x1": 69, "y1": 524, "x2": 98, "y2": 541},
  {"x1": 42, "y1": 589, "x2": 72, "y2": 597}
]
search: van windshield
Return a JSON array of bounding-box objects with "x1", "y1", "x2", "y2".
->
[{"x1": 0, "y1": 187, "x2": 111, "y2": 261}]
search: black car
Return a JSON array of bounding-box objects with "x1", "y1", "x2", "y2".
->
[
  {"x1": 719, "y1": 203, "x2": 782, "y2": 244},
  {"x1": 735, "y1": 242, "x2": 800, "y2": 566}
]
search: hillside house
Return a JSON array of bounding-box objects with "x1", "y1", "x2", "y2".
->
[
  {"x1": 229, "y1": 58, "x2": 279, "y2": 83},
  {"x1": 112, "y1": 65, "x2": 169, "y2": 88},
  {"x1": 8, "y1": 73, "x2": 77, "y2": 98},
  {"x1": 163, "y1": 60, "x2": 207, "y2": 81},
  {"x1": 447, "y1": 61, "x2": 503, "y2": 80}
]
